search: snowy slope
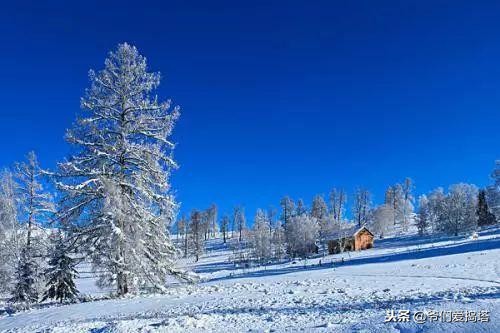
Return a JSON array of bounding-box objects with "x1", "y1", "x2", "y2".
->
[{"x1": 0, "y1": 227, "x2": 499, "y2": 332}]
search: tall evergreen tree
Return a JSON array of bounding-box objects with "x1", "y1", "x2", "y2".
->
[
  {"x1": 53, "y1": 44, "x2": 188, "y2": 295},
  {"x1": 477, "y1": 189, "x2": 496, "y2": 226},
  {"x1": 42, "y1": 232, "x2": 79, "y2": 303}
]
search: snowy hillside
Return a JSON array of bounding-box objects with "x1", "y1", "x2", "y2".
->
[{"x1": 1, "y1": 226, "x2": 499, "y2": 332}]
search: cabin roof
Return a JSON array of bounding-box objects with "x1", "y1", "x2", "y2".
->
[
  {"x1": 354, "y1": 226, "x2": 374, "y2": 237},
  {"x1": 327, "y1": 224, "x2": 373, "y2": 240}
]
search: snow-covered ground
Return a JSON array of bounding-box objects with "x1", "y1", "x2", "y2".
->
[{"x1": 1, "y1": 227, "x2": 499, "y2": 332}]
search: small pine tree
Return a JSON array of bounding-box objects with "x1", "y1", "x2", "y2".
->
[
  {"x1": 477, "y1": 189, "x2": 497, "y2": 226},
  {"x1": 42, "y1": 232, "x2": 79, "y2": 303},
  {"x1": 10, "y1": 247, "x2": 39, "y2": 305},
  {"x1": 416, "y1": 195, "x2": 429, "y2": 236}
]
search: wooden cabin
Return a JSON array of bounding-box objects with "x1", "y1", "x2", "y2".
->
[
  {"x1": 353, "y1": 226, "x2": 374, "y2": 251},
  {"x1": 327, "y1": 226, "x2": 374, "y2": 254}
]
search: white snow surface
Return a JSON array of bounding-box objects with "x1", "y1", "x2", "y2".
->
[{"x1": 1, "y1": 227, "x2": 499, "y2": 332}]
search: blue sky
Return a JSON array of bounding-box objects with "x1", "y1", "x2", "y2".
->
[{"x1": 0, "y1": 1, "x2": 498, "y2": 221}]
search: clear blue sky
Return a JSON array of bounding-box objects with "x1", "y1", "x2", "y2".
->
[{"x1": 0, "y1": 1, "x2": 498, "y2": 221}]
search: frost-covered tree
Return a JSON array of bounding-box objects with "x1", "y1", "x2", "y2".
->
[
  {"x1": 353, "y1": 188, "x2": 371, "y2": 228},
  {"x1": 416, "y1": 195, "x2": 429, "y2": 236},
  {"x1": 207, "y1": 204, "x2": 218, "y2": 238},
  {"x1": 220, "y1": 215, "x2": 230, "y2": 243},
  {"x1": 438, "y1": 184, "x2": 478, "y2": 236},
  {"x1": 233, "y1": 206, "x2": 246, "y2": 242},
  {"x1": 329, "y1": 188, "x2": 347, "y2": 223},
  {"x1": 200, "y1": 210, "x2": 210, "y2": 241},
  {"x1": 272, "y1": 220, "x2": 287, "y2": 260},
  {"x1": 42, "y1": 231, "x2": 79, "y2": 303},
  {"x1": 295, "y1": 199, "x2": 307, "y2": 216},
  {"x1": 487, "y1": 160, "x2": 500, "y2": 220},
  {"x1": 10, "y1": 152, "x2": 54, "y2": 302},
  {"x1": 285, "y1": 214, "x2": 318, "y2": 258},
  {"x1": 311, "y1": 195, "x2": 329, "y2": 256},
  {"x1": 10, "y1": 247, "x2": 39, "y2": 306},
  {"x1": 0, "y1": 171, "x2": 21, "y2": 291},
  {"x1": 174, "y1": 215, "x2": 188, "y2": 257},
  {"x1": 53, "y1": 44, "x2": 186, "y2": 295},
  {"x1": 426, "y1": 187, "x2": 446, "y2": 233},
  {"x1": 189, "y1": 210, "x2": 204, "y2": 262},
  {"x1": 178, "y1": 215, "x2": 189, "y2": 258},
  {"x1": 176, "y1": 216, "x2": 186, "y2": 244},
  {"x1": 279, "y1": 196, "x2": 295, "y2": 226},
  {"x1": 400, "y1": 178, "x2": 415, "y2": 232},
  {"x1": 15, "y1": 151, "x2": 54, "y2": 248},
  {"x1": 266, "y1": 206, "x2": 277, "y2": 236},
  {"x1": 311, "y1": 195, "x2": 328, "y2": 220},
  {"x1": 385, "y1": 179, "x2": 414, "y2": 231},
  {"x1": 370, "y1": 204, "x2": 395, "y2": 237},
  {"x1": 385, "y1": 185, "x2": 400, "y2": 226},
  {"x1": 477, "y1": 189, "x2": 496, "y2": 226},
  {"x1": 250, "y1": 209, "x2": 272, "y2": 263}
]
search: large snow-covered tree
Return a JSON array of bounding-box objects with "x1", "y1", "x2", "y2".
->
[
  {"x1": 53, "y1": 43, "x2": 186, "y2": 295},
  {"x1": 0, "y1": 171, "x2": 21, "y2": 292}
]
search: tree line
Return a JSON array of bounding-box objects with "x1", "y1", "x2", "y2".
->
[{"x1": 178, "y1": 169, "x2": 500, "y2": 265}]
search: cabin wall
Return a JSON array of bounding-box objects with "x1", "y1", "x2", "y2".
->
[{"x1": 354, "y1": 231, "x2": 373, "y2": 251}]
